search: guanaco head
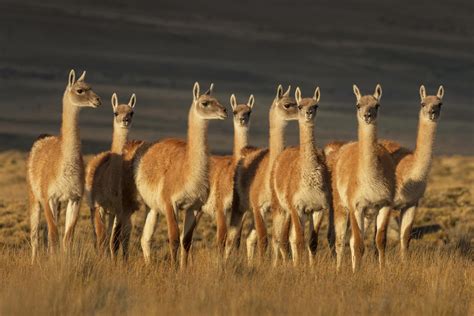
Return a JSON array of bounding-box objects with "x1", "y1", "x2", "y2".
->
[
  {"x1": 295, "y1": 86, "x2": 321, "y2": 124},
  {"x1": 65, "y1": 69, "x2": 101, "y2": 108},
  {"x1": 419, "y1": 85, "x2": 444, "y2": 122},
  {"x1": 353, "y1": 84, "x2": 382, "y2": 125},
  {"x1": 271, "y1": 84, "x2": 298, "y2": 121},
  {"x1": 192, "y1": 82, "x2": 227, "y2": 120},
  {"x1": 111, "y1": 93, "x2": 136, "y2": 129},
  {"x1": 230, "y1": 94, "x2": 254, "y2": 128}
]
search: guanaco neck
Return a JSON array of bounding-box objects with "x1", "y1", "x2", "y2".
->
[
  {"x1": 299, "y1": 121, "x2": 318, "y2": 177},
  {"x1": 60, "y1": 91, "x2": 81, "y2": 165},
  {"x1": 358, "y1": 121, "x2": 379, "y2": 178},
  {"x1": 410, "y1": 112, "x2": 437, "y2": 180},
  {"x1": 185, "y1": 106, "x2": 209, "y2": 182},
  {"x1": 268, "y1": 107, "x2": 287, "y2": 168},
  {"x1": 232, "y1": 124, "x2": 248, "y2": 161},
  {"x1": 111, "y1": 125, "x2": 129, "y2": 155}
]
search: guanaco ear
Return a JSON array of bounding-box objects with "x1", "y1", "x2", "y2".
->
[
  {"x1": 419, "y1": 85, "x2": 426, "y2": 101},
  {"x1": 230, "y1": 94, "x2": 237, "y2": 111},
  {"x1": 193, "y1": 82, "x2": 200, "y2": 101},
  {"x1": 437, "y1": 85, "x2": 444, "y2": 99},
  {"x1": 77, "y1": 71, "x2": 86, "y2": 82},
  {"x1": 284, "y1": 85, "x2": 291, "y2": 97},
  {"x1": 353, "y1": 84, "x2": 361, "y2": 102},
  {"x1": 111, "y1": 93, "x2": 118, "y2": 110},
  {"x1": 374, "y1": 84, "x2": 382, "y2": 101},
  {"x1": 247, "y1": 94, "x2": 255, "y2": 109},
  {"x1": 205, "y1": 83, "x2": 214, "y2": 95},
  {"x1": 276, "y1": 84, "x2": 284, "y2": 99},
  {"x1": 313, "y1": 86, "x2": 321, "y2": 103},
  {"x1": 68, "y1": 69, "x2": 76, "y2": 89},
  {"x1": 295, "y1": 87, "x2": 302, "y2": 104},
  {"x1": 128, "y1": 93, "x2": 136, "y2": 108}
]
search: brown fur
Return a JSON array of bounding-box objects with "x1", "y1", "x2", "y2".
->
[
  {"x1": 201, "y1": 94, "x2": 255, "y2": 258},
  {"x1": 85, "y1": 93, "x2": 137, "y2": 259},
  {"x1": 380, "y1": 85, "x2": 444, "y2": 260},
  {"x1": 27, "y1": 69, "x2": 101, "y2": 262},
  {"x1": 134, "y1": 82, "x2": 227, "y2": 268},
  {"x1": 225, "y1": 85, "x2": 298, "y2": 262},
  {"x1": 330, "y1": 84, "x2": 395, "y2": 272},
  {"x1": 326, "y1": 86, "x2": 445, "y2": 261},
  {"x1": 271, "y1": 87, "x2": 331, "y2": 266}
]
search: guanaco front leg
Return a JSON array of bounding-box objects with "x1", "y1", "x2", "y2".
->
[{"x1": 141, "y1": 208, "x2": 159, "y2": 264}]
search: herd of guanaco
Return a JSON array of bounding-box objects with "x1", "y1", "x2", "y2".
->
[{"x1": 26, "y1": 69, "x2": 445, "y2": 272}]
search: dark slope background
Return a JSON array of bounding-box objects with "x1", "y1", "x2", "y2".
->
[{"x1": 0, "y1": 0, "x2": 472, "y2": 154}]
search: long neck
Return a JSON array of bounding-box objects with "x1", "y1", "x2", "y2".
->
[
  {"x1": 299, "y1": 122, "x2": 318, "y2": 173},
  {"x1": 232, "y1": 125, "x2": 248, "y2": 160},
  {"x1": 268, "y1": 109, "x2": 287, "y2": 167},
  {"x1": 358, "y1": 122, "x2": 378, "y2": 175},
  {"x1": 410, "y1": 113, "x2": 437, "y2": 180},
  {"x1": 186, "y1": 107, "x2": 209, "y2": 178},
  {"x1": 60, "y1": 92, "x2": 81, "y2": 163},
  {"x1": 111, "y1": 125, "x2": 129, "y2": 155}
]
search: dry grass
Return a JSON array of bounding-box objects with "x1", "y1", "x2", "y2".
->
[{"x1": 0, "y1": 150, "x2": 473, "y2": 315}]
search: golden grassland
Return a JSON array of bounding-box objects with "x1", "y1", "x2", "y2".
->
[{"x1": 0, "y1": 151, "x2": 473, "y2": 315}]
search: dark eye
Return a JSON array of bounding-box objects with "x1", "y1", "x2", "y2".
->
[
  {"x1": 130, "y1": 112, "x2": 134, "y2": 117},
  {"x1": 77, "y1": 89, "x2": 84, "y2": 94},
  {"x1": 283, "y1": 103, "x2": 290, "y2": 109},
  {"x1": 233, "y1": 111, "x2": 237, "y2": 115},
  {"x1": 297, "y1": 105, "x2": 303, "y2": 110},
  {"x1": 421, "y1": 103, "x2": 426, "y2": 107},
  {"x1": 438, "y1": 102, "x2": 443, "y2": 107},
  {"x1": 375, "y1": 104, "x2": 380, "y2": 109},
  {"x1": 202, "y1": 101, "x2": 209, "y2": 107},
  {"x1": 356, "y1": 103, "x2": 361, "y2": 109},
  {"x1": 114, "y1": 112, "x2": 118, "y2": 117}
]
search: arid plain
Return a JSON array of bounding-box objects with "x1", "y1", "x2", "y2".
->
[{"x1": 0, "y1": 151, "x2": 472, "y2": 315}]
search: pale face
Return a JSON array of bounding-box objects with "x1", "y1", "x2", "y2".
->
[
  {"x1": 420, "y1": 95, "x2": 442, "y2": 122},
  {"x1": 353, "y1": 84, "x2": 382, "y2": 125},
  {"x1": 68, "y1": 80, "x2": 101, "y2": 108},
  {"x1": 273, "y1": 95, "x2": 298, "y2": 121},
  {"x1": 194, "y1": 94, "x2": 228, "y2": 120},
  {"x1": 232, "y1": 104, "x2": 253, "y2": 127},
  {"x1": 297, "y1": 98, "x2": 319, "y2": 124},
  {"x1": 114, "y1": 104, "x2": 134, "y2": 129},
  {"x1": 356, "y1": 95, "x2": 380, "y2": 125}
]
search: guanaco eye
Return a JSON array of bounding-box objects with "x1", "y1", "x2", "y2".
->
[
  {"x1": 356, "y1": 104, "x2": 361, "y2": 109},
  {"x1": 130, "y1": 112, "x2": 134, "y2": 117},
  {"x1": 438, "y1": 102, "x2": 443, "y2": 107},
  {"x1": 375, "y1": 104, "x2": 380, "y2": 109},
  {"x1": 77, "y1": 89, "x2": 84, "y2": 94},
  {"x1": 114, "y1": 112, "x2": 118, "y2": 117},
  {"x1": 297, "y1": 105, "x2": 303, "y2": 110},
  {"x1": 421, "y1": 103, "x2": 426, "y2": 107},
  {"x1": 283, "y1": 104, "x2": 290, "y2": 109},
  {"x1": 202, "y1": 101, "x2": 209, "y2": 107}
]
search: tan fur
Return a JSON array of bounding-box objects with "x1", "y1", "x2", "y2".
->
[
  {"x1": 225, "y1": 85, "x2": 298, "y2": 262},
  {"x1": 380, "y1": 85, "x2": 444, "y2": 260},
  {"x1": 201, "y1": 94, "x2": 255, "y2": 257},
  {"x1": 330, "y1": 84, "x2": 395, "y2": 272},
  {"x1": 326, "y1": 86, "x2": 445, "y2": 261},
  {"x1": 27, "y1": 69, "x2": 101, "y2": 262},
  {"x1": 85, "y1": 93, "x2": 137, "y2": 259},
  {"x1": 134, "y1": 82, "x2": 227, "y2": 267},
  {"x1": 271, "y1": 87, "x2": 331, "y2": 266}
]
